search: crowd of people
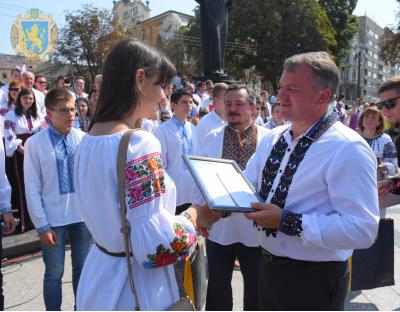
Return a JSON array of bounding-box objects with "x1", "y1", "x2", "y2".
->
[{"x1": 0, "y1": 38, "x2": 399, "y2": 310}]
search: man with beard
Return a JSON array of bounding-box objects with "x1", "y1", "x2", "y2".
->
[{"x1": 193, "y1": 85, "x2": 269, "y2": 310}]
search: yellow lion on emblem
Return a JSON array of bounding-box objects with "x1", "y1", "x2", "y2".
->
[{"x1": 24, "y1": 24, "x2": 46, "y2": 53}]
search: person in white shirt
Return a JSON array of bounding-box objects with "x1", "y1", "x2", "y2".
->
[
  {"x1": 260, "y1": 90, "x2": 271, "y2": 117},
  {"x1": 21, "y1": 71, "x2": 45, "y2": 115},
  {"x1": 0, "y1": 130, "x2": 16, "y2": 311},
  {"x1": 193, "y1": 84, "x2": 269, "y2": 310},
  {"x1": 155, "y1": 89, "x2": 198, "y2": 215},
  {"x1": 332, "y1": 99, "x2": 347, "y2": 123},
  {"x1": 24, "y1": 88, "x2": 91, "y2": 311},
  {"x1": 264, "y1": 102, "x2": 285, "y2": 129},
  {"x1": 193, "y1": 81, "x2": 210, "y2": 110},
  {"x1": 74, "y1": 77, "x2": 89, "y2": 101},
  {"x1": 196, "y1": 82, "x2": 228, "y2": 145},
  {"x1": 243, "y1": 52, "x2": 379, "y2": 310}
]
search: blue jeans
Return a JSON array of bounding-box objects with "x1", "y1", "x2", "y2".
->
[{"x1": 41, "y1": 222, "x2": 92, "y2": 311}]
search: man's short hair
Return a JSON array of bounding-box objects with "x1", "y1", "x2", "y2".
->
[
  {"x1": 212, "y1": 82, "x2": 229, "y2": 98},
  {"x1": 56, "y1": 75, "x2": 65, "y2": 83},
  {"x1": 45, "y1": 88, "x2": 74, "y2": 109},
  {"x1": 283, "y1": 51, "x2": 340, "y2": 101},
  {"x1": 34, "y1": 74, "x2": 46, "y2": 82},
  {"x1": 76, "y1": 76, "x2": 85, "y2": 83},
  {"x1": 271, "y1": 102, "x2": 280, "y2": 113},
  {"x1": 171, "y1": 89, "x2": 192, "y2": 104},
  {"x1": 226, "y1": 84, "x2": 252, "y2": 103},
  {"x1": 260, "y1": 90, "x2": 268, "y2": 96},
  {"x1": 378, "y1": 76, "x2": 400, "y2": 95},
  {"x1": 196, "y1": 81, "x2": 206, "y2": 89}
]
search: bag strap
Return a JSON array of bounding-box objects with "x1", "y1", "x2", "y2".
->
[{"x1": 117, "y1": 129, "x2": 140, "y2": 310}]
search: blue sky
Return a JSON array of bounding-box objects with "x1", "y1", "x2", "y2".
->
[{"x1": 0, "y1": 0, "x2": 398, "y2": 55}]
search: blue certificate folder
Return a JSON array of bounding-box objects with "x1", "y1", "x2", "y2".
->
[{"x1": 183, "y1": 155, "x2": 262, "y2": 212}]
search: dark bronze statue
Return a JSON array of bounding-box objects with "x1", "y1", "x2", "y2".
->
[{"x1": 195, "y1": 0, "x2": 232, "y2": 78}]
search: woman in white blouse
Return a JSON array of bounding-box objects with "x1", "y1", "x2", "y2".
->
[
  {"x1": 358, "y1": 105, "x2": 398, "y2": 217},
  {"x1": 4, "y1": 88, "x2": 46, "y2": 233},
  {"x1": 74, "y1": 39, "x2": 217, "y2": 310}
]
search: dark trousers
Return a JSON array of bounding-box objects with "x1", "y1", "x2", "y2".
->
[
  {"x1": 259, "y1": 251, "x2": 349, "y2": 310},
  {"x1": 206, "y1": 239, "x2": 261, "y2": 310}
]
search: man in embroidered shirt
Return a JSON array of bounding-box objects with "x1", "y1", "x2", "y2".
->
[
  {"x1": 242, "y1": 52, "x2": 379, "y2": 310},
  {"x1": 193, "y1": 85, "x2": 269, "y2": 310},
  {"x1": 155, "y1": 89, "x2": 198, "y2": 215},
  {"x1": 24, "y1": 88, "x2": 92, "y2": 310},
  {"x1": 196, "y1": 82, "x2": 228, "y2": 145}
]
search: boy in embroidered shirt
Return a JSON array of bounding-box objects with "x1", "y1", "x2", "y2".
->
[
  {"x1": 155, "y1": 89, "x2": 198, "y2": 215},
  {"x1": 24, "y1": 88, "x2": 92, "y2": 310}
]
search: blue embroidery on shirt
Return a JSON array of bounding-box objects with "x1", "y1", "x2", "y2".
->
[
  {"x1": 48, "y1": 126, "x2": 77, "y2": 195},
  {"x1": 172, "y1": 116, "x2": 193, "y2": 155}
]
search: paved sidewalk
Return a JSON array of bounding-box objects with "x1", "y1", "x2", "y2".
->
[{"x1": 3, "y1": 206, "x2": 400, "y2": 310}]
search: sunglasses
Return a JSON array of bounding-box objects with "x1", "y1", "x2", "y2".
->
[
  {"x1": 9, "y1": 88, "x2": 20, "y2": 92},
  {"x1": 377, "y1": 96, "x2": 400, "y2": 110},
  {"x1": 37, "y1": 81, "x2": 46, "y2": 85}
]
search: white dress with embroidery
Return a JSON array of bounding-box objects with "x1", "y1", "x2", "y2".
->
[
  {"x1": 4, "y1": 109, "x2": 45, "y2": 157},
  {"x1": 75, "y1": 130, "x2": 196, "y2": 311}
]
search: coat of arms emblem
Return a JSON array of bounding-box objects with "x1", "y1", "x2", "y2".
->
[{"x1": 10, "y1": 9, "x2": 58, "y2": 60}]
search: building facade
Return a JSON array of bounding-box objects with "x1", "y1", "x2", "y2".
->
[
  {"x1": 339, "y1": 16, "x2": 400, "y2": 103},
  {"x1": 112, "y1": 0, "x2": 192, "y2": 46},
  {"x1": 0, "y1": 54, "x2": 30, "y2": 84}
]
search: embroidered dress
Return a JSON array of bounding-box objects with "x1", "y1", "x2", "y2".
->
[
  {"x1": 4, "y1": 109, "x2": 45, "y2": 233},
  {"x1": 75, "y1": 130, "x2": 196, "y2": 310},
  {"x1": 244, "y1": 118, "x2": 379, "y2": 262},
  {"x1": 363, "y1": 133, "x2": 398, "y2": 176}
]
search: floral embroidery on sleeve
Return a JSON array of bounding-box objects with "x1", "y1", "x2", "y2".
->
[
  {"x1": 142, "y1": 223, "x2": 196, "y2": 269},
  {"x1": 125, "y1": 152, "x2": 166, "y2": 209}
]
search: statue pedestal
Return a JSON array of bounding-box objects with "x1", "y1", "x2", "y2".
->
[{"x1": 200, "y1": 73, "x2": 236, "y2": 84}]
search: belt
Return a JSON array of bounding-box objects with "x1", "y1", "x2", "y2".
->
[
  {"x1": 261, "y1": 248, "x2": 344, "y2": 266},
  {"x1": 95, "y1": 242, "x2": 132, "y2": 257}
]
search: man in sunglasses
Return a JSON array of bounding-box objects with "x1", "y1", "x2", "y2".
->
[{"x1": 376, "y1": 76, "x2": 400, "y2": 197}]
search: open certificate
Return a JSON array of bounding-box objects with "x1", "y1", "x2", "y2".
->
[{"x1": 183, "y1": 156, "x2": 262, "y2": 212}]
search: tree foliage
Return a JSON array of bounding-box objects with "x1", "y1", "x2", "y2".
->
[
  {"x1": 51, "y1": 4, "x2": 125, "y2": 83},
  {"x1": 226, "y1": 0, "x2": 337, "y2": 90},
  {"x1": 379, "y1": 0, "x2": 400, "y2": 66},
  {"x1": 318, "y1": 0, "x2": 358, "y2": 65},
  {"x1": 181, "y1": 0, "x2": 337, "y2": 89}
]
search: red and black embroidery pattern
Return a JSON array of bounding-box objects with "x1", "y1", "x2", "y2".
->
[{"x1": 222, "y1": 123, "x2": 257, "y2": 170}]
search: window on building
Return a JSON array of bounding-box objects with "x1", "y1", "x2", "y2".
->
[
  {"x1": 2, "y1": 73, "x2": 6, "y2": 80},
  {"x1": 367, "y1": 71, "x2": 372, "y2": 77},
  {"x1": 375, "y1": 33, "x2": 379, "y2": 39},
  {"x1": 368, "y1": 61, "x2": 373, "y2": 67},
  {"x1": 373, "y1": 73, "x2": 377, "y2": 79},
  {"x1": 374, "y1": 53, "x2": 378, "y2": 59}
]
